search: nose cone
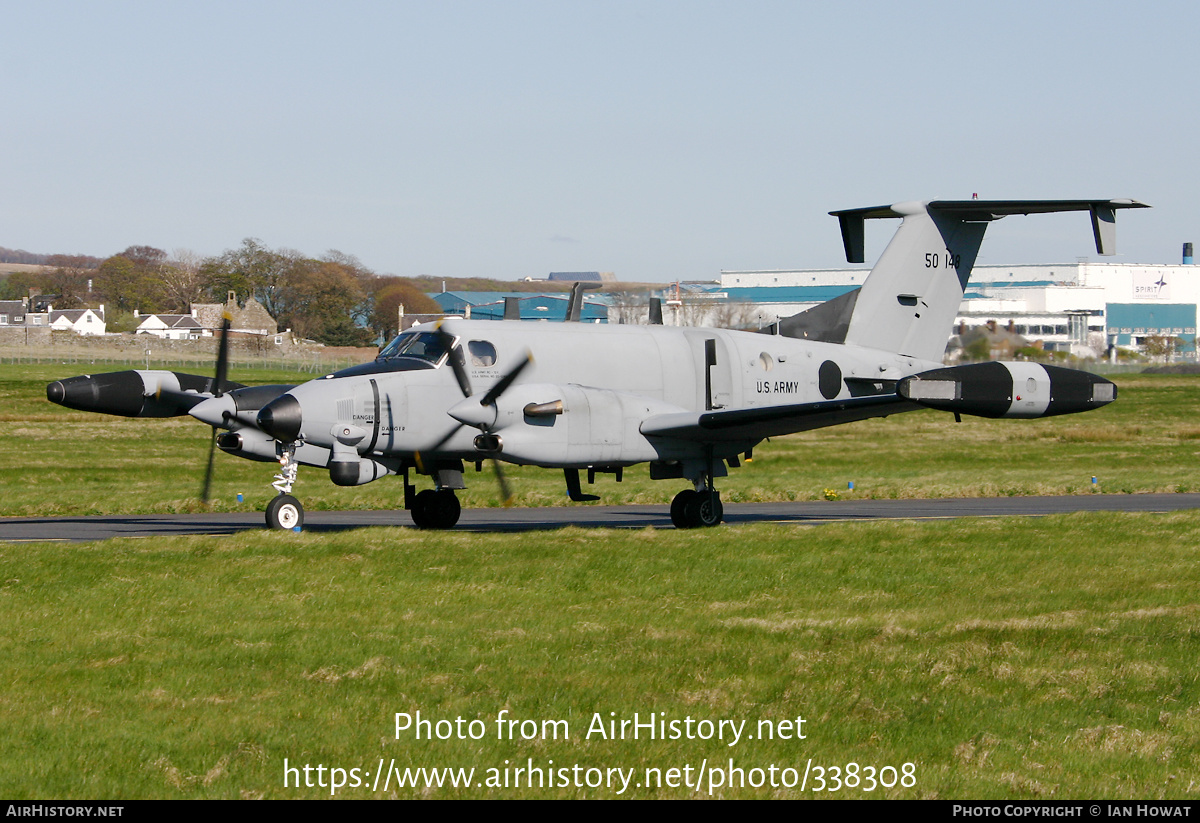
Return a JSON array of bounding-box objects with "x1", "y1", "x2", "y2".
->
[
  {"x1": 258, "y1": 394, "x2": 303, "y2": 442},
  {"x1": 188, "y1": 394, "x2": 235, "y2": 427}
]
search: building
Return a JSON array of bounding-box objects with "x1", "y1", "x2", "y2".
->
[
  {"x1": 134, "y1": 313, "x2": 204, "y2": 340},
  {"x1": 189, "y1": 291, "x2": 278, "y2": 337},
  {"x1": 0, "y1": 298, "x2": 106, "y2": 335},
  {"x1": 0, "y1": 299, "x2": 29, "y2": 327},
  {"x1": 717, "y1": 260, "x2": 1200, "y2": 358},
  {"x1": 49, "y1": 307, "x2": 106, "y2": 336},
  {"x1": 431, "y1": 291, "x2": 609, "y2": 323}
]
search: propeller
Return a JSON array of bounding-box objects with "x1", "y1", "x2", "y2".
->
[
  {"x1": 200, "y1": 313, "x2": 233, "y2": 504},
  {"x1": 415, "y1": 323, "x2": 532, "y2": 506}
]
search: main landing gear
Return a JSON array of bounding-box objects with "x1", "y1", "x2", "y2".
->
[
  {"x1": 670, "y1": 488, "x2": 723, "y2": 529},
  {"x1": 409, "y1": 488, "x2": 461, "y2": 530}
]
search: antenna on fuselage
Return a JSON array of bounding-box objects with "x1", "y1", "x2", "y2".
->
[
  {"x1": 648, "y1": 296, "x2": 663, "y2": 325},
  {"x1": 566, "y1": 282, "x2": 602, "y2": 322}
]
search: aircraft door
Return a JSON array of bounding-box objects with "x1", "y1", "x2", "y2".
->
[
  {"x1": 373, "y1": 379, "x2": 407, "y2": 452},
  {"x1": 684, "y1": 332, "x2": 733, "y2": 410}
]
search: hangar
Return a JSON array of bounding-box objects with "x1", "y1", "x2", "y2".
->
[{"x1": 718, "y1": 254, "x2": 1199, "y2": 360}]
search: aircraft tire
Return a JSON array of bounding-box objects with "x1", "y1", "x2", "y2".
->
[
  {"x1": 411, "y1": 489, "x2": 461, "y2": 530},
  {"x1": 265, "y1": 494, "x2": 304, "y2": 531},
  {"x1": 433, "y1": 489, "x2": 462, "y2": 529},
  {"x1": 688, "y1": 490, "x2": 723, "y2": 528},
  {"x1": 671, "y1": 490, "x2": 698, "y2": 529}
]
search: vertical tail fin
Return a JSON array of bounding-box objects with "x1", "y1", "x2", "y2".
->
[{"x1": 815, "y1": 199, "x2": 1149, "y2": 361}]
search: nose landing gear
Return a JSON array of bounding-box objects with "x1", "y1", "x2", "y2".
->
[
  {"x1": 266, "y1": 494, "x2": 303, "y2": 530},
  {"x1": 265, "y1": 443, "x2": 304, "y2": 530}
]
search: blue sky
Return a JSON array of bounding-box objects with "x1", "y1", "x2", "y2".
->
[{"x1": 2, "y1": 1, "x2": 1193, "y2": 281}]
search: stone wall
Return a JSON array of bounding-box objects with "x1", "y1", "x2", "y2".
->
[{"x1": 0, "y1": 329, "x2": 375, "y2": 364}]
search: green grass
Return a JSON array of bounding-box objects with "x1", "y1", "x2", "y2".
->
[
  {"x1": 3, "y1": 364, "x2": 1199, "y2": 798},
  {"x1": 1, "y1": 514, "x2": 1197, "y2": 798}
]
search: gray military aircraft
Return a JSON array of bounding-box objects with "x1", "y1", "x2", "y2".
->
[{"x1": 47, "y1": 198, "x2": 1146, "y2": 530}]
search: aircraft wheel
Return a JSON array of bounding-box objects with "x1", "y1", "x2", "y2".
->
[
  {"x1": 687, "y1": 490, "x2": 724, "y2": 528},
  {"x1": 411, "y1": 489, "x2": 461, "y2": 530},
  {"x1": 671, "y1": 490, "x2": 698, "y2": 529},
  {"x1": 265, "y1": 494, "x2": 304, "y2": 531},
  {"x1": 432, "y1": 489, "x2": 462, "y2": 529}
]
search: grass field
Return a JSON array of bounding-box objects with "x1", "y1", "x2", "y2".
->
[
  {"x1": 1, "y1": 363, "x2": 1198, "y2": 799},
  {"x1": 2, "y1": 515, "x2": 1198, "y2": 799}
]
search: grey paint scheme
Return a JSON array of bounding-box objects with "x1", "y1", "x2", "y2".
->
[
  {"x1": 50, "y1": 198, "x2": 1139, "y2": 523},
  {"x1": 235, "y1": 199, "x2": 1141, "y2": 479},
  {"x1": 266, "y1": 320, "x2": 931, "y2": 474}
]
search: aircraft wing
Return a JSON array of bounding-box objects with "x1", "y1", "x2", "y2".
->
[{"x1": 639, "y1": 394, "x2": 918, "y2": 442}]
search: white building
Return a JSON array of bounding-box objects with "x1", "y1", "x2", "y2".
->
[
  {"x1": 717, "y1": 262, "x2": 1200, "y2": 358},
  {"x1": 49, "y1": 307, "x2": 107, "y2": 336},
  {"x1": 133, "y1": 312, "x2": 203, "y2": 340}
]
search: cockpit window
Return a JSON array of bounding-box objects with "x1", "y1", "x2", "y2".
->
[{"x1": 377, "y1": 331, "x2": 448, "y2": 364}]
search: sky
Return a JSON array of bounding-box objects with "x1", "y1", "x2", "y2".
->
[{"x1": 2, "y1": 0, "x2": 1195, "y2": 282}]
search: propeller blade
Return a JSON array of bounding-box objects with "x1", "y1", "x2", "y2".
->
[
  {"x1": 213, "y1": 313, "x2": 232, "y2": 396},
  {"x1": 434, "y1": 324, "x2": 472, "y2": 398},
  {"x1": 481, "y1": 351, "x2": 533, "y2": 407},
  {"x1": 200, "y1": 426, "x2": 218, "y2": 504},
  {"x1": 201, "y1": 313, "x2": 233, "y2": 503},
  {"x1": 491, "y1": 458, "x2": 514, "y2": 507}
]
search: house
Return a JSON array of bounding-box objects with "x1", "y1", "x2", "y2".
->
[
  {"x1": 0, "y1": 299, "x2": 27, "y2": 326},
  {"x1": 49, "y1": 307, "x2": 106, "y2": 335},
  {"x1": 134, "y1": 312, "x2": 203, "y2": 340},
  {"x1": 190, "y1": 291, "x2": 277, "y2": 337}
]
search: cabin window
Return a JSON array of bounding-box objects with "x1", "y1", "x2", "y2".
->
[{"x1": 468, "y1": 340, "x2": 497, "y2": 366}]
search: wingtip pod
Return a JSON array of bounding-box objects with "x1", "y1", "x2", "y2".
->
[
  {"x1": 898, "y1": 362, "x2": 1116, "y2": 419},
  {"x1": 47, "y1": 370, "x2": 233, "y2": 417}
]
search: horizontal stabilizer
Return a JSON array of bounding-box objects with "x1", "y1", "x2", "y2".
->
[
  {"x1": 830, "y1": 199, "x2": 1149, "y2": 262},
  {"x1": 817, "y1": 198, "x2": 1150, "y2": 360}
]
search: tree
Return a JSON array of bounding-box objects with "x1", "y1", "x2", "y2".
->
[
  {"x1": 369, "y1": 278, "x2": 442, "y2": 339},
  {"x1": 608, "y1": 287, "x2": 654, "y2": 325},
  {"x1": 160, "y1": 249, "x2": 207, "y2": 313},
  {"x1": 93, "y1": 256, "x2": 140, "y2": 313},
  {"x1": 200, "y1": 238, "x2": 302, "y2": 317},
  {"x1": 42, "y1": 255, "x2": 99, "y2": 308},
  {"x1": 0, "y1": 270, "x2": 46, "y2": 301},
  {"x1": 278, "y1": 259, "x2": 371, "y2": 345},
  {"x1": 94, "y1": 246, "x2": 170, "y2": 313},
  {"x1": 1141, "y1": 334, "x2": 1182, "y2": 362}
]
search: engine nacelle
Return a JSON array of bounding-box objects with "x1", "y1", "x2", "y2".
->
[{"x1": 897, "y1": 362, "x2": 1116, "y2": 419}]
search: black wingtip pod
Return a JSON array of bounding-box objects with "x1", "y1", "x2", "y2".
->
[
  {"x1": 898, "y1": 362, "x2": 1117, "y2": 419},
  {"x1": 47, "y1": 371, "x2": 147, "y2": 416}
]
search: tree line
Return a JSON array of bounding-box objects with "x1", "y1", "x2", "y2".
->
[{"x1": 0, "y1": 239, "x2": 442, "y2": 346}]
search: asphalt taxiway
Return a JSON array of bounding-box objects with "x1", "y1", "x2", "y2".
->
[{"x1": 2, "y1": 493, "x2": 1199, "y2": 542}]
